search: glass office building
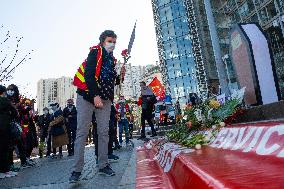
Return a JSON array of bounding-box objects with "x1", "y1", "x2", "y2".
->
[{"x1": 151, "y1": 0, "x2": 210, "y2": 105}]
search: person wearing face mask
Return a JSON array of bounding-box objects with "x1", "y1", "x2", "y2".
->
[
  {"x1": 115, "y1": 96, "x2": 131, "y2": 146},
  {"x1": 70, "y1": 30, "x2": 126, "y2": 182},
  {"x1": 47, "y1": 103, "x2": 69, "y2": 159},
  {"x1": 137, "y1": 81, "x2": 157, "y2": 140},
  {"x1": 0, "y1": 85, "x2": 19, "y2": 178},
  {"x1": 63, "y1": 99, "x2": 77, "y2": 156},
  {"x1": 37, "y1": 107, "x2": 53, "y2": 158},
  {"x1": 6, "y1": 84, "x2": 34, "y2": 170},
  {"x1": 19, "y1": 99, "x2": 38, "y2": 160}
]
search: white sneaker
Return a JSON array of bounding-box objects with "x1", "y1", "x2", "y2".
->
[
  {"x1": 0, "y1": 171, "x2": 18, "y2": 179},
  {"x1": 0, "y1": 173, "x2": 6, "y2": 179},
  {"x1": 7, "y1": 171, "x2": 18, "y2": 177}
]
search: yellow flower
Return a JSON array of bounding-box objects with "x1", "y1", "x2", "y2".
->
[{"x1": 209, "y1": 100, "x2": 220, "y2": 109}]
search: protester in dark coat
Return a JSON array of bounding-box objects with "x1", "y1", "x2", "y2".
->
[
  {"x1": 37, "y1": 107, "x2": 53, "y2": 158},
  {"x1": 138, "y1": 81, "x2": 157, "y2": 139},
  {"x1": 6, "y1": 84, "x2": 34, "y2": 170},
  {"x1": 48, "y1": 103, "x2": 69, "y2": 159},
  {"x1": 19, "y1": 99, "x2": 38, "y2": 159},
  {"x1": 63, "y1": 99, "x2": 77, "y2": 156},
  {"x1": 0, "y1": 85, "x2": 19, "y2": 178}
]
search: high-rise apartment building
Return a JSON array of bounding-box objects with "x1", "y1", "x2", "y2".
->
[
  {"x1": 37, "y1": 77, "x2": 76, "y2": 114},
  {"x1": 121, "y1": 64, "x2": 144, "y2": 99},
  {"x1": 141, "y1": 65, "x2": 163, "y2": 85}
]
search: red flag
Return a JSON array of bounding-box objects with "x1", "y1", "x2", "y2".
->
[{"x1": 148, "y1": 77, "x2": 166, "y2": 100}]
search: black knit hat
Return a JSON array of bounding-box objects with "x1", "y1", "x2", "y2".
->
[
  {"x1": 99, "y1": 30, "x2": 117, "y2": 45},
  {"x1": 0, "y1": 85, "x2": 6, "y2": 95},
  {"x1": 43, "y1": 107, "x2": 49, "y2": 111}
]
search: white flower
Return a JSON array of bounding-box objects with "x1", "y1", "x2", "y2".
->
[
  {"x1": 212, "y1": 125, "x2": 217, "y2": 129},
  {"x1": 195, "y1": 144, "x2": 202, "y2": 150},
  {"x1": 206, "y1": 132, "x2": 212, "y2": 140},
  {"x1": 194, "y1": 109, "x2": 202, "y2": 122},
  {"x1": 219, "y1": 122, "x2": 226, "y2": 127},
  {"x1": 205, "y1": 136, "x2": 211, "y2": 141}
]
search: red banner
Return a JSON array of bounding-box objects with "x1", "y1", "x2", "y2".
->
[
  {"x1": 136, "y1": 121, "x2": 284, "y2": 189},
  {"x1": 148, "y1": 77, "x2": 165, "y2": 100}
]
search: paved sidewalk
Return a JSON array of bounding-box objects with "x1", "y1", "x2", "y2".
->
[{"x1": 0, "y1": 139, "x2": 144, "y2": 189}]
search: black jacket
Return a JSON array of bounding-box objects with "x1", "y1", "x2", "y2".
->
[
  {"x1": 0, "y1": 96, "x2": 18, "y2": 132},
  {"x1": 141, "y1": 95, "x2": 157, "y2": 117},
  {"x1": 37, "y1": 113, "x2": 53, "y2": 138},
  {"x1": 78, "y1": 46, "x2": 121, "y2": 103},
  {"x1": 63, "y1": 105, "x2": 77, "y2": 130}
]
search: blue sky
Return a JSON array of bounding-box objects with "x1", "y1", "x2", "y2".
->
[{"x1": 0, "y1": 0, "x2": 159, "y2": 98}]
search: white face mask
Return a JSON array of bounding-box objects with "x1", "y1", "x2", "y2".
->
[
  {"x1": 44, "y1": 110, "x2": 49, "y2": 115},
  {"x1": 6, "y1": 90, "x2": 15, "y2": 96},
  {"x1": 51, "y1": 106, "x2": 57, "y2": 112},
  {"x1": 104, "y1": 42, "x2": 115, "y2": 53}
]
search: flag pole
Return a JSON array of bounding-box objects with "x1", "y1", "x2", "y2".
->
[{"x1": 119, "y1": 21, "x2": 137, "y2": 96}]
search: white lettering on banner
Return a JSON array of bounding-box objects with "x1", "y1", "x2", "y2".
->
[
  {"x1": 231, "y1": 127, "x2": 257, "y2": 150},
  {"x1": 209, "y1": 124, "x2": 284, "y2": 157},
  {"x1": 160, "y1": 143, "x2": 179, "y2": 167},
  {"x1": 153, "y1": 143, "x2": 194, "y2": 173},
  {"x1": 145, "y1": 140, "x2": 156, "y2": 149},
  {"x1": 219, "y1": 128, "x2": 239, "y2": 149},
  {"x1": 154, "y1": 143, "x2": 176, "y2": 165},
  {"x1": 243, "y1": 127, "x2": 264, "y2": 153},
  {"x1": 277, "y1": 148, "x2": 284, "y2": 157},
  {"x1": 210, "y1": 128, "x2": 229, "y2": 147},
  {"x1": 163, "y1": 149, "x2": 182, "y2": 172},
  {"x1": 256, "y1": 126, "x2": 284, "y2": 155}
]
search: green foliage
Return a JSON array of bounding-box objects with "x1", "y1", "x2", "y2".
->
[
  {"x1": 212, "y1": 98, "x2": 240, "y2": 122},
  {"x1": 166, "y1": 98, "x2": 242, "y2": 148}
]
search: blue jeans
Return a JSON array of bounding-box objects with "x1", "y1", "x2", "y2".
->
[{"x1": 118, "y1": 119, "x2": 129, "y2": 144}]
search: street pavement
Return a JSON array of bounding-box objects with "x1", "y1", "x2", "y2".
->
[{"x1": 0, "y1": 139, "x2": 143, "y2": 189}]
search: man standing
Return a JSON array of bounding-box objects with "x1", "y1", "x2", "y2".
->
[
  {"x1": 93, "y1": 104, "x2": 119, "y2": 163},
  {"x1": 70, "y1": 30, "x2": 125, "y2": 182},
  {"x1": 138, "y1": 81, "x2": 157, "y2": 139},
  {"x1": 116, "y1": 96, "x2": 131, "y2": 146},
  {"x1": 37, "y1": 107, "x2": 53, "y2": 158},
  {"x1": 63, "y1": 99, "x2": 77, "y2": 156}
]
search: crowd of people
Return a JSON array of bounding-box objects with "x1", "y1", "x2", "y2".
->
[
  {"x1": 0, "y1": 84, "x2": 38, "y2": 179},
  {"x1": 0, "y1": 83, "x2": 140, "y2": 180},
  {"x1": 0, "y1": 30, "x2": 159, "y2": 183}
]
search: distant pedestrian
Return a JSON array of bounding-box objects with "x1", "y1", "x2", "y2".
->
[
  {"x1": 37, "y1": 107, "x2": 53, "y2": 158},
  {"x1": 138, "y1": 81, "x2": 157, "y2": 139},
  {"x1": 116, "y1": 96, "x2": 131, "y2": 146},
  {"x1": 128, "y1": 112, "x2": 134, "y2": 139},
  {"x1": 48, "y1": 103, "x2": 69, "y2": 159},
  {"x1": 63, "y1": 99, "x2": 77, "y2": 156},
  {"x1": 19, "y1": 99, "x2": 38, "y2": 159}
]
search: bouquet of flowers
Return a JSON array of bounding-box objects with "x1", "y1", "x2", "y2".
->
[{"x1": 166, "y1": 95, "x2": 244, "y2": 149}]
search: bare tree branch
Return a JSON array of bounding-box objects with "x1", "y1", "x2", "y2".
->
[{"x1": 0, "y1": 25, "x2": 33, "y2": 83}]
